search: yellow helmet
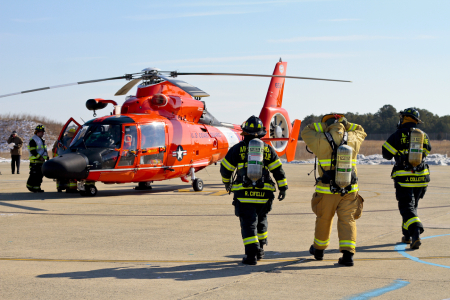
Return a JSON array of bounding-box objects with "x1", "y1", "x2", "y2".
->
[{"x1": 321, "y1": 113, "x2": 345, "y2": 126}]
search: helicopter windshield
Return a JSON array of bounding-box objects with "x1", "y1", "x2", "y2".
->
[{"x1": 71, "y1": 124, "x2": 122, "y2": 149}]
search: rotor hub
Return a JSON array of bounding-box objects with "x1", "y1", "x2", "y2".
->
[{"x1": 275, "y1": 126, "x2": 283, "y2": 138}]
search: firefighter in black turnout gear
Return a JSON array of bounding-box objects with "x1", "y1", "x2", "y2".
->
[
  {"x1": 382, "y1": 108, "x2": 431, "y2": 249},
  {"x1": 27, "y1": 125, "x2": 49, "y2": 193},
  {"x1": 220, "y1": 116, "x2": 288, "y2": 265}
]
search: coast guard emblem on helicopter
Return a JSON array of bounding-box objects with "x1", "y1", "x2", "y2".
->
[{"x1": 173, "y1": 145, "x2": 187, "y2": 161}]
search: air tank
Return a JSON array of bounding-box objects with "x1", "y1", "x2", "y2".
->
[
  {"x1": 335, "y1": 144, "x2": 353, "y2": 188},
  {"x1": 409, "y1": 128, "x2": 424, "y2": 167},
  {"x1": 247, "y1": 138, "x2": 264, "y2": 184}
]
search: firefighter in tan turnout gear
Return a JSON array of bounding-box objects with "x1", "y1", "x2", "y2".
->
[
  {"x1": 220, "y1": 116, "x2": 288, "y2": 265},
  {"x1": 27, "y1": 125, "x2": 49, "y2": 193},
  {"x1": 302, "y1": 114, "x2": 366, "y2": 266},
  {"x1": 382, "y1": 108, "x2": 431, "y2": 250}
]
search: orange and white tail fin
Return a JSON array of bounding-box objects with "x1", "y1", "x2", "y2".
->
[{"x1": 259, "y1": 60, "x2": 301, "y2": 162}]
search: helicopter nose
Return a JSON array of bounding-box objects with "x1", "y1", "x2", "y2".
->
[{"x1": 42, "y1": 153, "x2": 89, "y2": 180}]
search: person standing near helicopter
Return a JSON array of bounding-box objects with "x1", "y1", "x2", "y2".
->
[
  {"x1": 7, "y1": 130, "x2": 23, "y2": 174},
  {"x1": 220, "y1": 115, "x2": 288, "y2": 265},
  {"x1": 382, "y1": 108, "x2": 431, "y2": 250},
  {"x1": 301, "y1": 114, "x2": 366, "y2": 266},
  {"x1": 27, "y1": 125, "x2": 49, "y2": 193}
]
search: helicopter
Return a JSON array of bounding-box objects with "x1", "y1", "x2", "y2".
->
[{"x1": 1, "y1": 60, "x2": 350, "y2": 196}]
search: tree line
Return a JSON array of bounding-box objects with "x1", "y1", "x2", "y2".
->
[{"x1": 298, "y1": 105, "x2": 450, "y2": 140}]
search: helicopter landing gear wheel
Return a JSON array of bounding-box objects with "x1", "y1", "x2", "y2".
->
[
  {"x1": 135, "y1": 182, "x2": 152, "y2": 190},
  {"x1": 193, "y1": 178, "x2": 203, "y2": 191},
  {"x1": 80, "y1": 185, "x2": 97, "y2": 197}
]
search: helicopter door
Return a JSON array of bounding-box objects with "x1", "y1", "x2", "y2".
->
[
  {"x1": 53, "y1": 117, "x2": 81, "y2": 158},
  {"x1": 138, "y1": 122, "x2": 166, "y2": 167},
  {"x1": 116, "y1": 125, "x2": 138, "y2": 170}
]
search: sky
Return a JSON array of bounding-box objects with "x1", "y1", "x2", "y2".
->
[{"x1": 0, "y1": 0, "x2": 449, "y2": 126}]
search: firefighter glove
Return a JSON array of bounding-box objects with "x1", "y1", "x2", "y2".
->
[
  {"x1": 224, "y1": 182, "x2": 231, "y2": 192},
  {"x1": 278, "y1": 190, "x2": 286, "y2": 201},
  {"x1": 338, "y1": 117, "x2": 348, "y2": 127}
]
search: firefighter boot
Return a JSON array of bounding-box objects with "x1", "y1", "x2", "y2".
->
[
  {"x1": 309, "y1": 245, "x2": 324, "y2": 261},
  {"x1": 402, "y1": 236, "x2": 411, "y2": 244},
  {"x1": 257, "y1": 244, "x2": 265, "y2": 261},
  {"x1": 242, "y1": 249, "x2": 258, "y2": 265},
  {"x1": 338, "y1": 250, "x2": 354, "y2": 267},
  {"x1": 410, "y1": 227, "x2": 421, "y2": 250}
]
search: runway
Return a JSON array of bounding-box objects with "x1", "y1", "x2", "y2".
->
[{"x1": 1, "y1": 163, "x2": 449, "y2": 299}]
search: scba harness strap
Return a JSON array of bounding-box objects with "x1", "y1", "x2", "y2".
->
[
  {"x1": 234, "y1": 144, "x2": 273, "y2": 190},
  {"x1": 394, "y1": 128, "x2": 426, "y2": 173},
  {"x1": 317, "y1": 131, "x2": 357, "y2": 195}
]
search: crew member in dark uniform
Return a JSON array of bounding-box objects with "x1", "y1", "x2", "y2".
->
[
  {"x1": 382, "y1": 108, "x2": 431, "y2": 249},
  {"x1": 27, "y1": 125, "x2": 49, "y2": 192},
  {"x1": 220, "y1": 115, "x2": 288, "y2": 265}
]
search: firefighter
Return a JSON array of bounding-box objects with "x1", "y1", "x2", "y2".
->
[
  {"x1": 52, "y1": 127, "x2": 78, "y2": 193},
  {"x1": 220, "y1": 115, "x2": 288, "y2": 265},
  {"x1": 52, "y1": 127, "x2": 76, "y2": 158},
  {"x1": 301, "y1": 114, "x2": 366, "y2": 266},
  {"x1": 382, "y1": 108, "x2": 431, "y2": 250},
  {"x1": 27, "y1": 125, "x2": 49, "y2": 192}
]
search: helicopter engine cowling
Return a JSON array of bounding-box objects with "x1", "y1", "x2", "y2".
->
[{"x1": 42, "y1": 153, "x2": 89, "y2": 180}]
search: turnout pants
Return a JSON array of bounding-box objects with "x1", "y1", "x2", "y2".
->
[
  {"x1": 395, "y1": 184, "x2": 426, "y2": 238},
  {"x1": 27, "y1": 163, "x2": 44, "y2": 192},
  {"x1": 311, "y1": 192, "x2": 364, "y2": 254},
  {"x1": 234, "y1": 199, "x2": 273, "y2": 253},
  {"x1": 11, "y1": 155, "x2": 21, "y2": 173}
]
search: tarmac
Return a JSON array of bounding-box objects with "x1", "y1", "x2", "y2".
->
[{"x1": 1, "y1": 162, "x2": 449, "y2": 300}]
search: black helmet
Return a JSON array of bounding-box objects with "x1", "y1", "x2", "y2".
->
[
  {"x1": 35, "y1": 124, "x2": 46, "y2": 132},
  {"x1": 241, "y1": 115, "x2": 267, "y2": 137},
  {"x1": 400, "y1": 108, "x2": 422, "y2": 123}
]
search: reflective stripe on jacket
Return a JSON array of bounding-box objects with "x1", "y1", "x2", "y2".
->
[
  {"x1": 381, "y1": 122, "x2": 432, "y2": 187},
  {"x1": 28, "y1": 135, "x2": 48, "y2": 163},
  {"x1": 301, "y1": 122, "x2": 367, "y2": 192}
]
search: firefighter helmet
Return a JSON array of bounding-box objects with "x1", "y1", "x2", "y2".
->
[
  {"x1": 35, "y1": 124, "x2": 46, "y2": 132},
  {"x1": 400, "y1": 108, "x2": 422, "y2": 123},
  {"x1": 241, "y1": 115, "x2": 267, "y2": 137},
  {"x1": 322, "y1": 113, "x2": 345, "y2": 126}
]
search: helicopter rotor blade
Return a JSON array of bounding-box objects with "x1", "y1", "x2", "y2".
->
[
  {"x1": 115, "y1": 78, "x2": 142, "y2": 96},
  {"x1": 171, "y1": 72, "x2": 351, "y2": 83},
  {"x1": 0, "y1": 74, "x2": 137, "y2": 99}
]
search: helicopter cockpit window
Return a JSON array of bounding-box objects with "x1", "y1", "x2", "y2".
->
[
  {"x1": 54, "y1": 122, "x2": 78, "y2": 156},
  {"x1": 70, "y1": 125, "x2": 88, "y2": 148},
  {"x1": 71, "y1": 124, "x2": 122, "y2": 149},
  {"x1": 141, "y1": 123, "x2": 165, "y2": 148},
  {"x1": 118, "y1": 125, "x2": 137, "y2": 167},
  {"x1": 140, "y1": 123, "x2": 165, "y2": 165}
]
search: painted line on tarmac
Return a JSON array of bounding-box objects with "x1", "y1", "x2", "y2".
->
[
  {"x1": 395, "y1": 233, "x2": 450, "y2": 269},
  {"x1": 3, "y1": 204, "x2": 450, "y2": 218},
  {"x1": 344, "y1": 279, "x2": 409, "y2": 300},
  {"x1": 2, "y1": 256, "x2": 450, "y2": 264},
  {"x1": 0, "y1": 258, "x2": 298, "y2": 263}
]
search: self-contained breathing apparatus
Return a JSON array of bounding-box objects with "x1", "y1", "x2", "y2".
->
[
  {"x1": 308, "y1": 131, "x2": 357, "y2": 196},
  {"x1": 231, "y1": 138, "x2": 274, "y2": 191},
  {"x1": 394, "y1": 127, "x2": 426, "y2": 173}
]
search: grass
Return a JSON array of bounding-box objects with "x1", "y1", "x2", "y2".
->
[
  {"x1": 0, "y1": 113, "x2": 63, "y2": 135},
  {"x1": 1, "y1": 113, "x2": 64, "y2": 160}
]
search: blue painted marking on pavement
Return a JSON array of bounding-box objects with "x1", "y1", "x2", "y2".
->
[
  {"x1": 395, "y1": 233, "x2": 450, "y2": 269},
  {"x1": 344, "y1": 280, "x2": 410, "y2": 300}
]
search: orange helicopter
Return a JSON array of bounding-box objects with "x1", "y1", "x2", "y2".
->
[{"x1": 1, "y1": 60, "x2": 350, "y2": 196}]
